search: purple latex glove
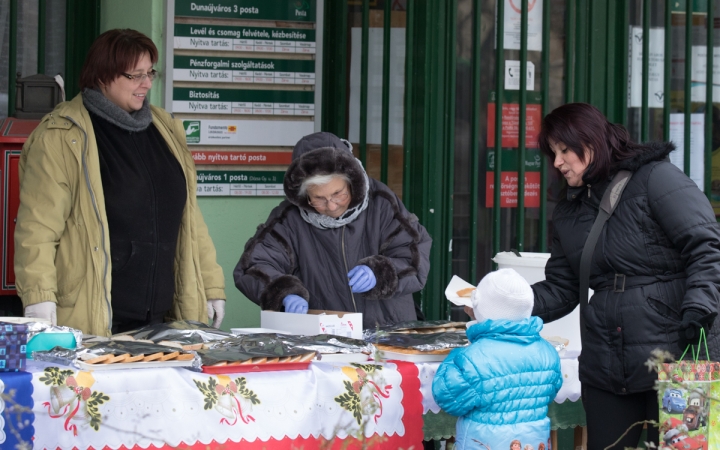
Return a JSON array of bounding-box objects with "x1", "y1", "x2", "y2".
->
[
  {"x1": 282, "y1": 295, "x2": 309, "y2": 314},
  {"x1": 348, "y1": 265, "x2": 377, "y2": 293}
]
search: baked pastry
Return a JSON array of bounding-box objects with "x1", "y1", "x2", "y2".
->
[
  {"x1": 208, "y1": 352, "x2": 316, "y2": 366},
  {"x1": 456, "y1": 287, "x2": 475, "y2": 297},
  {"x1": 157, "y1": 340, "x2": 184, "y2": 349},
  {"x1": 79, "y1": 350, "x2": 194, "y2": 364}
]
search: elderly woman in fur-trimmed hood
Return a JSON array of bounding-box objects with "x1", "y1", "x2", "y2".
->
[{"x1": 234, "y1": 132, "x2": 432, "y2": 328}]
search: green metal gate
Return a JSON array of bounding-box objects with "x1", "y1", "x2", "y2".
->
[{"x1": 324, "y1": 0, "x2": 719, "y2": 321}]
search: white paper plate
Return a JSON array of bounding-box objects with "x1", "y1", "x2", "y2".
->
[
  {"x1": 75, "y1": 359, "x2": 194, "y2": 371},
  {"x1": 314, "y1": 353, "x2": 370, "y2": 363},
  {"x1": 444, "y1": 275, "x2": 474, "y2": 307},
  {"x1": 376, "y1": 350, "x2": 448, "y2": 363}
]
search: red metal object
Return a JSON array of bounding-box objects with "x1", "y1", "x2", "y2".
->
[
  {"x1": 0, "y1": 118, "x2": 40, "y2": 294},
  {"x1": 201, "y1": 361, "x2": 312, "y2": 374}
]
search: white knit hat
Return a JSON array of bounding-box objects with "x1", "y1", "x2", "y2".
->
[{"x1": 471, "y1": 268, "x2": 534, "y2": 321}]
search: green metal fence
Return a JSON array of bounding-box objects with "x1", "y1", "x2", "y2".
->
[{"x1": 323, "y1": 0, "x2": 719, "y2": 321}]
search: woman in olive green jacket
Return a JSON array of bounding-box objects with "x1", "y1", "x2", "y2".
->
[{"x1": 14, "y1": 29, "x2": 225, "y2": 336}]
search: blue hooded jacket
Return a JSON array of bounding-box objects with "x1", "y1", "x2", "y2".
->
[{"x1": 432, "y1": 317, "x2": 562, "y2": 450}]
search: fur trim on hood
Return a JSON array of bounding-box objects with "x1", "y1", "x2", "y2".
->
[
  {"x1": 292, "y1": 131, "x2": 353, "y2": 161},
  {"x1": 569, "y1": 141, "x2": 677, "y2": 202},
  {"x1": 284, "y1": 147, "x2": 367, "y2": 211},
  {"x1": 615, "y1": 141, "x2": 675, "y2": 172},
  {"x1": 580, "y1": 141, "x2": 675, "y2": 187}
]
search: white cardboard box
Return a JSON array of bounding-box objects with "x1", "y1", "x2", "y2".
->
[{"x1": 261, "y1": 310, "x2": 363, "y2": 339}]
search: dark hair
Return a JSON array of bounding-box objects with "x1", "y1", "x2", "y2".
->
[
  {"x1": 79, "y1": 29, "x2": 158, "y2": 90},
  {"x1": 538, "y1": 103, "x2": 641, "y2": 184}
]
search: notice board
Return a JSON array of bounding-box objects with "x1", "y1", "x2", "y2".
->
[{"x1": 167, "y1": 0, "x2": 321, "y2": 196}]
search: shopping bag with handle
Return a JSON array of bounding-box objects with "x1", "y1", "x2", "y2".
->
[{"x1": 657, "y1": 329, "x2": 716, "y2": 449}]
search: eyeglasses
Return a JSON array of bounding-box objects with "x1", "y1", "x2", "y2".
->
[
  {"x1": 307, "y1": 190, "x2": 350, "y2": 208},
  {"x1": 121, "y1": 70, "x2": 158, "y2": 84}
]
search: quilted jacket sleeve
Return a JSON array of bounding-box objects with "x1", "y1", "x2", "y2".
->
[
  {"x1": 361, "y1": 182, "x2": 432, "y2": 300},
  {"x1": 647, "y1": 162, "x2": 720, "y2": 315},
  {"x1": 233, "y1": 203, "x2": 309, "y2": 311},
  {"x1": 431, "y1": 348, "x2": 483, "y2": 417},
  {"x1": 531, "y1": 219, "x2": 582, "y2": 323}
]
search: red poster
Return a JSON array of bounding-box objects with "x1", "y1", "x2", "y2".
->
[
  {"x1": 486, "y1": 171, "x2": 541, "y2": 208},
  {"x1": 192, "y1": 151, "x2": 292, "y2": 165},
  {"x1": 486, "y1": 103, "x2": 542, "y2": 148}
]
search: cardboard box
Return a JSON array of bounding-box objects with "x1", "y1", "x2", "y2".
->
[
  {"x1": 0, "y1": 321, "x2": 28, "y2": 371},
  {"x1": 261, "y1": 310, "x2": 363, "y2": 339}
]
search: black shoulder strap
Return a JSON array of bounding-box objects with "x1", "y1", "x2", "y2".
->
[{"x1": 578, "y1": 170, "x2": 632, "y2": 343}]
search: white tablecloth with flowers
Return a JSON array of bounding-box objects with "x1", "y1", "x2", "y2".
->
[
  {"x1": 3, "y1": 351, "x2": 581, "y2": 449},
  {"x1": 27, "y1": 359, "x2": 423, "y2": 450}
]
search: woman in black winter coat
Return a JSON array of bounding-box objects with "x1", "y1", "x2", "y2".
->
[
  {"x1": 531, "y1": 103, "x2": 720, "y2": 450},
  {"x1": 234, "y1": 132, "x2": 432, "y2": 329}
]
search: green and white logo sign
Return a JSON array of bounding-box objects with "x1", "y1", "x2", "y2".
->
[
  {"x1": 177, "y1": 119, "x2": 314, "y2": 146},
  {"x1": 184, "y1": 120, "x2": 201, "y2": 144}
]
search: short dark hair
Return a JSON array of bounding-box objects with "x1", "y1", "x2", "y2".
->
[
  {"x1": 79, "y1": 29, "x2": 158, "y2": 90},
  {"x1": 538, "y1": 102, "x2": 632, "y2": 184}
]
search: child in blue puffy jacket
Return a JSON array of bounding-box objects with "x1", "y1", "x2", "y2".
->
[{"x1": 432, "y1": 268, "x2": 563, "y2": 450}]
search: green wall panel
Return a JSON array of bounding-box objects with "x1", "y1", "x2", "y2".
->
[{"x1": 198, "y1": 197, "x2": 281, "y2": 330}]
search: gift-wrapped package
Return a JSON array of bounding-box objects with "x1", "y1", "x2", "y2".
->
[{"x1": 0, "y1": 321, "x2": 28, "y2": 371}]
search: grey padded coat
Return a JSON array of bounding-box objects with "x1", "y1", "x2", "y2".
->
[
  {"x1": 234, "y1": 146, "x2": 432, "y2": 328},
  {"x1": 532, "y1": 142, "x2": 720, "y2": 394}
]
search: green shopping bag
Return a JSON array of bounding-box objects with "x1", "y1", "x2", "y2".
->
[{"x1": 657, "y1": 329, "x2": 717, "y2": 450}]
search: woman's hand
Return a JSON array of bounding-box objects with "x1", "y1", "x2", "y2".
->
[
  {"x1": 679, "y1": 308, "x2": 718, "y2": 348},
  {"x1": 347, "y1": 265, "x2": 377, "y2": 293},
  {"x1": 282, "y1": 295, "x2": 309, "y2": 314},
  {"x1": 207, "y1": 299, "x2": 225, "y2": 328},
  {"x1": 24, "y1": 301, "x2": 57, "y2": 325}
]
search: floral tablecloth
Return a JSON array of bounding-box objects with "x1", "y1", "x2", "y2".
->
[
  {"x1": 0, "y1": 370, "x2": 34, "y2": 449},
  {"x1": 3, "y1": 351, "x2": 582, "y2": 449},
  {"x1": 28, "y1": 359, "x2": 423, "y2": 450}
]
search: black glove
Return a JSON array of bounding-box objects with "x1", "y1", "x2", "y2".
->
[{"x1": 679, "y1": 308, "x2": 718, "y2": 349}]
